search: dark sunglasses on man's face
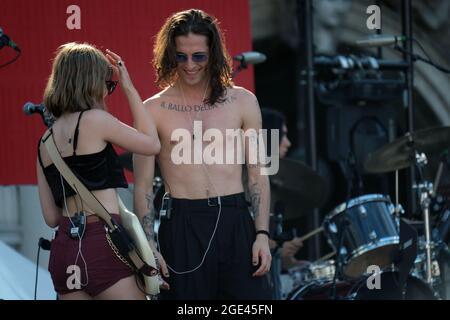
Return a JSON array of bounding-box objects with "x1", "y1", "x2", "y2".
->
[
  {"x1": 175, "y1": 53, "x2": 208, "y2": 64},
  {"x1": 106, "y1": 80, "x2": 118, "y2": 95}
]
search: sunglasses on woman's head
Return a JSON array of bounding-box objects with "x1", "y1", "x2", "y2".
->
[
  {"x1": 106, "y1": 80, "x2": 118, "y2": 95},
  {"x1": 175, "y1": 53, "x2": 208, "y2": 63}
]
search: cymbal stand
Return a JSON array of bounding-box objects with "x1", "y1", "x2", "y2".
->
[{"x1": 412, "y1": 150, "x2": 434, "y2": 284}]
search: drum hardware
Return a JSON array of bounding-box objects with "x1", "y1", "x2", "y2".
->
[
  {"x1": 363, "y1": 127, "x2": 450, "y2": 292},
  {"x1": 409, "y1": 138, "x2": 435, "y2": 285}
]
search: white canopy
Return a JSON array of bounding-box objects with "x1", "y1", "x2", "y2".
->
[{"x1": 0, "y1": 240, "x2": 55, "y2": 300}]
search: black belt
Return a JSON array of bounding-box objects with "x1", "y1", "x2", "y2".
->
[{"x1": 171, "y1": 193, "x2": 249, "y2": 208}]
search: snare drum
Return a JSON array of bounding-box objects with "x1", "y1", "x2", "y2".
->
[{"x1": 323, "y1": 194, "x2": 399, "y2": 278}]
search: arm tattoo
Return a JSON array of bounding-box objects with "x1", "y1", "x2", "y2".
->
[
  {"x1": 249, "y1": 183, "x2": 261, "y2": 219},
  {"x1": 142, "y1": 193, "x2": 156, "y2": 241}
]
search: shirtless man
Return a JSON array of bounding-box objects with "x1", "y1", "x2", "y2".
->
[{"x1": 133, "y1": 9, "x2": 272, "y2": 299}]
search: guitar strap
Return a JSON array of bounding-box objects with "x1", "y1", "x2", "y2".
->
[{"x1": 42, "y1": 129, "x2": 159, "y2": 294}]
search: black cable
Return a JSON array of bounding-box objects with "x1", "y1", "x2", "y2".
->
[
  {"x1": 411, "y1": 38, "x2": 434, "y2": 64},
  {"x1": 0, "y1": 50, "x2": 21, "y2": 68},
  {"x1": 394, "y1": 44, "x2": 450, "y2": 74},
  {"x1": 34, "y1": 245, "x2": 41, "y2": 300}
]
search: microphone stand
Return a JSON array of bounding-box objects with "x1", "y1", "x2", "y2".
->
[
  {"x1": 34, "y1": 237, "x2": 51, "y2": 300},
  {"x1": 408, "y1": 136, "x2": 434, "y2": 285},
  {"x1": 231, "y1": 59, "x2": 248, "y2": 79}
]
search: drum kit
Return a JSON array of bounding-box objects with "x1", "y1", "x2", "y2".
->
[{"x1": 273, "y1": 126, "x2": 450, "y2": 300}]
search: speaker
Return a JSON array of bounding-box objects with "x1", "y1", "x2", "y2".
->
[{"x1": 326, "y1": 104, "x2": 397, "y2": 172}]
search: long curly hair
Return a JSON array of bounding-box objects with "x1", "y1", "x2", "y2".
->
[{"x1": 153, "y1": 9, "x2": 233, "y2": 105}]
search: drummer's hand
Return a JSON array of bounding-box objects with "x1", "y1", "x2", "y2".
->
[
  {"x1": 281, "y1": 237, "x2": 303, "y2": 258},
  {"x1": 252, "y1": 235, "x2": 272, "y2": 277}
]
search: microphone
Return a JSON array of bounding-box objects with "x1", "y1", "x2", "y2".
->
[
  {"x1": 356, "y1": 35, "x2": 407, "y2": 48},
  {"x1": 233, "y1": 51, "x2": 266, "y2": 65},
  {"x1": 0, "y1": 27, "x2": 21, "y2": 52},
  {"x1": 23, "y1": 102, "x2": 55, "y2": 127},
  {"x1": 23, "y1": 102, "x2": 45, "y2": 116},
  {"x1": 38, "y1": 237, "x2": 51, "y2": 251}
]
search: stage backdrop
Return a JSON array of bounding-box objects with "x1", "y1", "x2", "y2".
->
[{"x1": 0, "y1": 0, "x2": 254, "y2": 184}]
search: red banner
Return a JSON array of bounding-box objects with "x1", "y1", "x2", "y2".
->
[{"x1": 0, "y1": 0, "x2": 253, "y2": 184}]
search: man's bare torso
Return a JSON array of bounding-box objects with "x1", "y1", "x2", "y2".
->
[{"x1": 146, "y1": 86, "x2": 250, "y2": 199}]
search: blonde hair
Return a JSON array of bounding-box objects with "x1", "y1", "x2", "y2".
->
[{"x1": 43, "y1": 42, "x2": 111, "y2": 118}]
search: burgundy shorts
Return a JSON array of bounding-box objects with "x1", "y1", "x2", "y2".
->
[{"x1": 48, "y1": 214, "x2": 134, "y2": 297}]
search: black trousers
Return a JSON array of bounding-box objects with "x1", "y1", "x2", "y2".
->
[{"x1": 158, "y1": 193, "x2": 272, "y2": 300}]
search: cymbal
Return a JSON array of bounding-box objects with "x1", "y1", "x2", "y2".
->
[
  {"x1": 271, "y1": 158, "x2": 327, "y2": 210},
  {"x1": 364, "y1": 126, "x2": 450, "y2": 174}
]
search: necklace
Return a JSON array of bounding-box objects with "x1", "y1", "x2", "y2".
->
[{"x1": 178, "y1": 81, "x2": 209, "y2": 140}]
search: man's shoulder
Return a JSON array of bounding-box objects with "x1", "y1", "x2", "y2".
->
[
  {"x1": 227, "y1": 86, "x2": 259, "y2": 113},
  {"x1": 228, "y1": 86, "x2": 256, "y2": 100}
]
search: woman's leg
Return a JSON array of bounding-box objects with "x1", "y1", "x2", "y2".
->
[{"x1": 94, "y1": 275, "x2": 146, "y2": 300}]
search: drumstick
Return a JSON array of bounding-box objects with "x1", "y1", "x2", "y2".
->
[
  {"x1": 316, "y1": 251, "x2": 336, "y2": 262},
  {"x1": 297, "y1": 226, "x2": 324, "y2": 242}
]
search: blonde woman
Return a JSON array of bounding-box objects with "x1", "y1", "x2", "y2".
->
[{"x1": 36, "y1": 43, "x2": 160, "y2": 300}]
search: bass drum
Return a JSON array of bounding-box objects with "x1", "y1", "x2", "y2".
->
[
  {"x1": 288, "y1": 271, "x2": 437, "y2": 300},
  {"x1": 348, "y1": 272, "x2": 437, "y2": 300},
  {"x1": 287, "y1": 280, "x2": 352, "y2": 300}
]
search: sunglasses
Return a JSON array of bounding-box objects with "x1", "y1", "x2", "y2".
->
[
  {"x1": 175, "y1": 53, "x2": 208, "y2": 63},
  {"x1": 106, "y1": 80, "x2": 118, "y2": 95}
]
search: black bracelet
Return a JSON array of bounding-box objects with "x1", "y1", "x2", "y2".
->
[{"x1": 256, "y1": 230, "x2": 270, "y2": 238}]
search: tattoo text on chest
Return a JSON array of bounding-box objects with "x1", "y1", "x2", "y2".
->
[{"x1": 159, "y1": 96, "x2": 237, "y2": 112}]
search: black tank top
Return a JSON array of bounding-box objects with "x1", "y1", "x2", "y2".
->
[{"x1": 37, "y1": 110, "x2": 128, "y2": 207}]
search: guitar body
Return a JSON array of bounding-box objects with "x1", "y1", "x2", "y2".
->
[{"x1": 117, "y1": 196, "x2": 160, "y2": 295}]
